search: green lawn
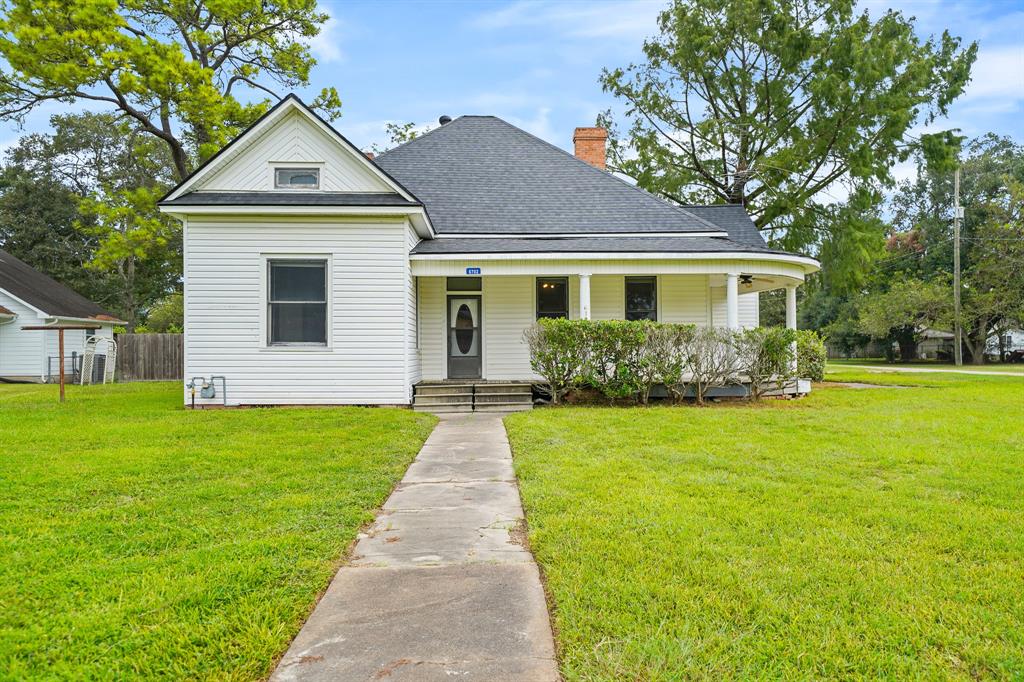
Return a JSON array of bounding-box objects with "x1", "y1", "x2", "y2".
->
[
  {"x1": 829, "y1": 358, "x2": 1024, "y2": 374},
  {"x1": 0, "y1": 382, "x2": 435, "y2": 679},
  {"x1": 506, "y1": 371, "x2": 1024, "y2": 680}
]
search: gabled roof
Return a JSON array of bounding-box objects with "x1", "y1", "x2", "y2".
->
[
  {"x1": 160, "y1": 95, "x2": 422, "y2": 206},
  {"x1": 375, "y1": 116, "x2": 731, "y2": 236},
  {"x1": 0, "y1": 249, "x2": 119, "y2": 321}
]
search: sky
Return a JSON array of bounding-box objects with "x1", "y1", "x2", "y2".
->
[{"x1": 1, "y1": 0, "x2": 1022, "y2": 181}]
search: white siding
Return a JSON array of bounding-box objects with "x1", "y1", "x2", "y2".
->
[
  {"x1": 591, "y1": 275, "x2": 624, "y2": 320},
  {"x1": 660, "y1": 275, "x2": 710, "y2": 325},
  {"x1": 198, "y1": 110, "x2": 393, "y2": 193},
  {"x1": 0, "y1": 292, "x2": 44, "y2": 377},
  {"x1": 418, "y1": 277, "x2": 445, "y2": 380},
  {"x1": 483, "y1": 276, "x2": 536, "y2": 380},
  {"x1": 184, "y1": 216, "x2": 410, "y2": 405}
]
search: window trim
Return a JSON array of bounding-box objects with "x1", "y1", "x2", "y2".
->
[
  {"x1": 536, "y1": 276, "x2": 569, "y2": 320},
  {"x1": 274, "y1": 166, "x2": 321, "y2": 190},
  {"x1": 265, "y1": 257, "x2": 330, "y2": 348},
  {"x1": 625, "y1": 276, "x2": 658, "y2": 321}
]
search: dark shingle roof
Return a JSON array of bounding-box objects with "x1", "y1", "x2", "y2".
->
[
  {"x1": 161, "y1": 191, "x2": 419, "y2": 207},
  {"x1": 375, "y1": 116, "x2": 726, "y2": 236},
  {"x1": 411, "y1": 235, "x2": 787, "y2": 256},
  {"x1": 682, "y1": 204, "x2": 768, "y2": 249},
  {"x1": 0, "y1": 249, "x2": 116, "y2": 320}
]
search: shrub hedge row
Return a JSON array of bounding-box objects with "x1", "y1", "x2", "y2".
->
[{"x1": 523, "y1": 319, "x2": 826, "y2": 405}]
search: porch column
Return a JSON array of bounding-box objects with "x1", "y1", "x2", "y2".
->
[
  {"x1": 785, "y1": 285, "x2": 798, "y2": 331},
  {"x1": 786, "y1": 284, "x2": 799, "y2": 374},
  {"x1": 725, "y1": 272, "x2": 739, "y2": 329},
  {"x1": 579, "y1": 273, "x2": 591, "y2": 320}
]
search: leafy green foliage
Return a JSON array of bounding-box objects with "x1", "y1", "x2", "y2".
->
[
  {"x1": 796, "y1": 329, "x2": 827, "y2": 381},
  {"x1": 857, "y1": 277, "x2": 951, "y2": 340},
  {"x1": 734, "y1": 326, "x2": 797, "y2": 400},
  {"x1": 599, "y1": 0, "x2": 976, "y2": 246},
  {"x1": 0, "y1": 113, "x2": 181, "y2": 324},
  {"x1": 139, "y1": 292, "x2": 183, "y2": 333},
  {"x1": 0, "y1": 0, "x2": 341, "y2": 179},
  {"x1": 507, "y1": 370, "x2": 1024, "y2": 678},
  {"x1": 0, "y1": 382, "x2": 435, "y2": 678},
  {"x1": 523, "y1": 318, "x2": 592, "y2": 404}
]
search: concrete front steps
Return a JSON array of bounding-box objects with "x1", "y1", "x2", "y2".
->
[{"x1": 413, "y1": 382, "x2": 533, "y2": 414}]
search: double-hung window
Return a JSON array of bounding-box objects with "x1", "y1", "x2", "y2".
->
[
  {"x1": 536, "y1": 277, "x2": 568, "y2": 319},
  {"x1": 625, "y1": 276, "x2": 657, "y2": 321},
  {"x1": 268, "y1": 260, "x2": 327, "y2": 345}
]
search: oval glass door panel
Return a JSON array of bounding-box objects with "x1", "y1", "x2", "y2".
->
[{"x1": 455, "y1": 303, "x2": 474, "y2": 354}]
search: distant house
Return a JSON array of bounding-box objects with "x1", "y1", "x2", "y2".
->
[
  {"x1": 0, "y1": 249, "x2": 121, "y2": 382},
  {"x1": 159, "y1": 95, "x2": 818, "y2": 408}
]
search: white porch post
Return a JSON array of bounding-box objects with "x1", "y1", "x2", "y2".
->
[
  {"x1": 579, "y1": 273, "x2": 591, "y2": 320},
  {"x1": 725, "y1": 272, "x2": 740, "y2": 330},
  {"x1": 785, "y1": 285, "x2": 798, "y2": 331},
  {"x1": 786, "y1": 284, "x2": 799, "y2": 374}
]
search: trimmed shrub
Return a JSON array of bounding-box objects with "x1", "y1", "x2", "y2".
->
[
  {"x1": 647, "y1": 323, "x2": 696, "y2": 403},
  {"x1": 523, "y1": 318, "x2": 592, "y2": 404},
  {"x1": 734, "y1": 327, "x2": 797, "y2": 400},
  {"x1": 797, "y1": 329, "x2": 827, "y2": 381},
  {"x1": 524, "y1": 320, "x2": 743, "y2": 405},
  {"x1": 685, "y1": 326, "x2": 740, "y2": 405}
]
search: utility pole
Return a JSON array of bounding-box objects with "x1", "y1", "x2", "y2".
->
[{"x1": 953, "y1": 166, "x2": 963, "y2": 366}]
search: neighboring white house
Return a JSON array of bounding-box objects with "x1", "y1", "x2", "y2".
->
[
  {"x1": 0, "y1": 249, "x2": 120, "y2": 382},
  {"x1": 159, "y1": 95, "x2": 819, "y2": 408}
]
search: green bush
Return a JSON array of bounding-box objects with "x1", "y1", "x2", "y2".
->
[
  {"x1": 734, "y1": 327, "x2": 797, "y2": 400},
  {"x1": 525, "y1": 319, "x2": 724, "y2": 405},
  {"x1": 797, "y1": 329, "x2": 827, "y2": 381},
  {"x1": 523, "y1": 318, "x2": 592, "y2": 404}
]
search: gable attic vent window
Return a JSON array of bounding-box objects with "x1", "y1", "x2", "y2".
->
[{"x1": 275, "y1": 168, "x2": 320, "y2": 189}]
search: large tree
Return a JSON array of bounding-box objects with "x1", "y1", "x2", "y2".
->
[
  {"x1": 887, "y1": 135, "x2": 1024, "y2": 362},
  {"x1": 0, "y1": 0, "x2": 341, "y2": 180},
  {"x1": 1, "y1": 113, "x2": 180, "y2": 327},
  {"x1": 599, "y1": 0, "x2": 976, "y2": 247}
]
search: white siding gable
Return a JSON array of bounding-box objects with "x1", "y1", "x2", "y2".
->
[{"x1": 197, "y1": 109, "x2": 393, "y2": 193}]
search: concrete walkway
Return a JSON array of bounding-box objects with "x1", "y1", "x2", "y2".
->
[
  {"x1": 839, "y1": 364, "x2": 1023, "y2": 377},
  {"x1": 271, "y1": 414, "x2": 559, "y2": 682}
]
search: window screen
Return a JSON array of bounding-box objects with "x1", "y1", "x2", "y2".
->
[
  {"x1": 536, "y1": 277, "x2": 568, "y2": 319},
  {"x1": 268, "y1": 260, "x2": 327, "y2": 344},
  {"x1": 625, "y1": 277, "x2": 657, "y2": 321},
  {"x1": 275, "y1": 168, "x2": 320, "y2": 189}
]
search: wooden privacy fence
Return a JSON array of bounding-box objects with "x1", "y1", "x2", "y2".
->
[{"x1": 116, "y1": 333, "x2": 183, "y2": 381}]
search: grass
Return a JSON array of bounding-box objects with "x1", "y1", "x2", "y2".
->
[
  {"x1": 828, "y1": 358, "x2": 1024, "y2": 374},
  {"x1": 506, "y1": 371, "x2": 1024, "y2": 680},
  {"x1": 0, "y1": 382, "x2": 436, "y2": 679}
]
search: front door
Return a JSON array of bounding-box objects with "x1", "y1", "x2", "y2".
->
[{"x1": 447, "y1": 295, "x2": 481, "y2": 379}]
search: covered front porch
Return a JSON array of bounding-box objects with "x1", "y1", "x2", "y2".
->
[{"x1": 410, "y1": 255, "x2": 813, "y2": 383}]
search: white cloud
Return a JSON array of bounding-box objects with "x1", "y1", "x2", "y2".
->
[
  {"x1": 508, "y1": 106, "x2": 556, "y2": 141},
  {"x1": 308, "y1": 5, "x2": 344, "y2": 64},
  {"x1": 960, "y1": 45, "x2": 1024, "y2": 103},
  {"x1": 469, "y1": 0, "x2": 662, "y2": 42}
]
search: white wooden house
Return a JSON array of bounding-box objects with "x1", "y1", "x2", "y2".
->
[
  {"x1": 159, "y1": 96, "x2": 818, "y2": 409},
  {"x1": 0, "y1": 249, "x2": 119, "y2": 382}
]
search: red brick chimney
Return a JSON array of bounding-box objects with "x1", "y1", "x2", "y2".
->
[
  {"x1": 573, "y1": 127, "x2": 607, "y2": 170},
  {"x1": 365, "y1": 151, "x2": 375, "y2": 160}
]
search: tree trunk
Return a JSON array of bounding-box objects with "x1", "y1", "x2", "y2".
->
[{"x1": 894, "y1": 327, "x2": 918, "y2": 362}]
